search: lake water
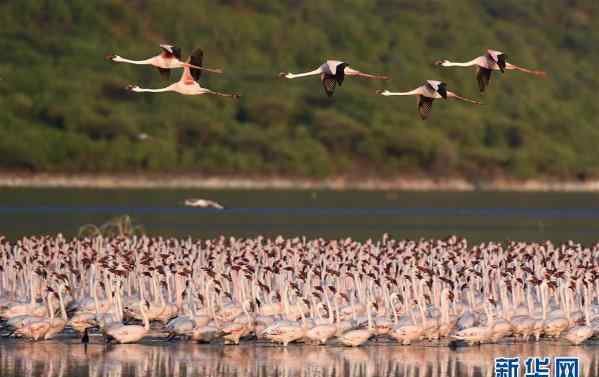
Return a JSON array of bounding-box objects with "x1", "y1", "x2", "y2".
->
[
  {"x1": 2, "y1": 188, "x2": 599, "y2": 242},
  {"x1": 0, "y1": 340, "x2": 597, "y2": 377},
  {"x1": 1, "y1": 189, "x2": 599, "y2": 377}
]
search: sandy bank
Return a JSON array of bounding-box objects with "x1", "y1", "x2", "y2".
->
[{"x1": 0, "y1": 173, "x2": 598, "y2": 191}]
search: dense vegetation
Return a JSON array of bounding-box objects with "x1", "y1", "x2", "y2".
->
[{"x1": 1, "y1": 1, "x2": 598, "y2": 180}]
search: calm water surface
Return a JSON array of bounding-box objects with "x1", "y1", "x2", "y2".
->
[
  {"x1": 2, "y1": 189, "x2": 599, "y2": 242},
  {"x1": 0, "y1": 341, "x2": 597, "y2": 377}
]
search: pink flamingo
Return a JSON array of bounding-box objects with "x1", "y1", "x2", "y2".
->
[
  {"x1": 435, "y1": 49, "x2": 546, "y2": 92},
  {"x1": 377, "y1": 80, "x2": 481, "y2": 120},
  {"x1": 126, "y1": 60, "x2": 239, "y2": 99},
  {"x1": 279, "y1": 60, "x2": 388, "y2": 97},
  {"x1": 107, "y1": 45, "x2": 223, "y2": 79}
]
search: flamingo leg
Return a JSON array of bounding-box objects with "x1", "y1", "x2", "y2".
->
[{"x1": 506, "y1": 63, "x2": 546, "y2": 77}]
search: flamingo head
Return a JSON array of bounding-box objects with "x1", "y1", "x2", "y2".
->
[
  {"x1": 434, "y1": 59, "x2": 450, "y2": 67},
  {"x1": 105, "y1": 53, "x2": 117, "y2": 61},
  {"x1": 125, "y1": 84, "x2": 140, "y2": 92},
  {"x1": 278, "y1": 72, "x2": 292, "y2": 79},
  {"x1": 232, "y1": 93, "x2": 241, "y2": 100},
  {"x1": 376, "y1": 89, "x2": 391, "y2": 96}
]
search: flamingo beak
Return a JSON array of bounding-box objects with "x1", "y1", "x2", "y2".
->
[
  {"x1": 278, "y1": 72, "x2": 288, "y2": 78},
  {"x1": 105, "y1": 54, "x2": 116, "y2": 61}
]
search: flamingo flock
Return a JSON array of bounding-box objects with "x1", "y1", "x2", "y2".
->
[
  {"x1": 108, "y1": 45, "x2": 546, "y2": 119},
  {"x1": 1, "y1": 234, "x2": 597, "y2": 348}
]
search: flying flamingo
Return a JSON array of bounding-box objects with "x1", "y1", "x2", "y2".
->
[
  {"x1": 434, "y1": 49, "x2": 546, "y2": 92},
  {"x1": 106, "y1": 45, "x2": 223, "y2": 79},
  {"x1": 126, "y1": 62, "x2": 239, "y2": 99},
  {"x1": 279, "y1": 60, "x2": 388, "y2": 97},
  {"x1": 377, "y1": 80, "x2": 481, "y2": 120},
  {"x1": 184, "y1": 199, "x2": 224, "y2": 209}
]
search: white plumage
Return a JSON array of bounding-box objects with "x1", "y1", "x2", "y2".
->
[{"x1": 184, "y1": 199, "x2": 224, "y2": 209}]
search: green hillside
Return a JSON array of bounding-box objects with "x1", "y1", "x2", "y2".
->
[{"x1": 1, "y1": 1, "x2": 598, "y2": 180}]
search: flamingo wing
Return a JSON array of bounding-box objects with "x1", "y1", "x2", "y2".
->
[
  {"x1": 172, "y1": 47, "x2": 182, "y2": 60},
  {"x1": 190, "y1": 48, "x2": 204, "y2": 82},
  {"x1": 417, "y1": 96, "x2": 434, "y2": 120},
  {"x1": 335, "y1": 62, "x2": 349, "y2": 86},
  {"x1": 497, "y1": 54, "x2": 507, "y2": 73},
  {"x1": 476, "y1": 66, "x2": 492, "y2": 92},
  {"x1": 160, "y1": 44, "x2": 182, "y2": 60},
  {"x1": 321, "y1": 73, "x2": 337, "y2": 97}
]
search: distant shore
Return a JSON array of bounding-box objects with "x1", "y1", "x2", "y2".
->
[{"x1": 1, "y1": 173, "x2": 598, "y2": 191}]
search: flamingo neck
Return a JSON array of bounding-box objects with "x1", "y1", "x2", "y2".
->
[
  {"x1": 114, "y1": 283, "x2": 122, "y2": 322},
  {"x1": 325, "y1": 294, "x2": 334, "y2": 324},
  {"x1": 48, "y1": 295, "x2": 54, "y2": 319},
  {"x1": 210, "y1": 295, "x2": 220, "y2": 327},
  {"x1": 138, "y1": 277, "x2": 145, "y2": 303},
  {"x1": 113, "y1": 56, "x2": 153, "y2": 65},
  {"x1": 583, "y1": 288, "x2": 590, "y2": 326},
  {"x1": 443, "y1": 59, "x2": 479, "y2": 67},
  {"x1": 286, "y1": 68, "x2": 322, "y2": 79},
  {"x1": 189, "y1": 285, "x2": 197, "y2": 317},
  {"x1": 58, "y1": 287, "x2": 67, "y2": 320},
  {"x1": 139, "y1": 302, "x2": 150, "y2": 331},
  {"x1": 93, "y1": 283, "x2": 100, "y2": 318},
  {"x1": 134, "y1": 86, "x2": 173, "y2": 93},
  {"x1": 540, "y1": 284, "x2": 547, "y2": 321},
  {"x1": 390, "y1": 295, "x2": 400, "y2": 324},
  {"x1": 30, "y1": 272, "x2": 36, "y2": 305},
  {"x1": 485, "y1": 304, "x2": 495, "y2": 327},
  {"x1": 382, "y1": 88, "x2": 421, "y2": 96},
  {"x1": 245, "y1": 300, "x2": 253, "y2": 323},
  {"x1": 174, "y1": 275, "x2": 182, "y2": 309},
  {"x1": 300, "y1": 309, "x2": 308, "y2": 330}
]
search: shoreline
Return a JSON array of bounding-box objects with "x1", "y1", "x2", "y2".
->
[{"x1": 0, "y1": 173, "x2": 597, "y2": 191}]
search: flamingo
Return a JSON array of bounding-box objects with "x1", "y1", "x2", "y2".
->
[
  {"x1": 126, "y1": 62, "x2": 239, "y2": 99},
  {"x1": 435, "y1": 49, "x2": 546, "y2": 92},
  {"x1": 14, "y1": 284, "x2": 68, "y2": 341},
  {"x1": 106, "y1": 45, "x2": 223, "y2": 79},
  {"x1": 563, "y1": 288, "x2": 594, "y2": 345},
  {"x1": 222, "y1": 300, "x2": 255, "y2": 345},
  {"x1": 305, "y1": 302, "x2": 337, "y2": 345},
  {"x1": 12, "y1": 292, "x2": 55, "y2": 340},
  {"x1": 450, "y1": 303, "x2": 494, "y2": 345},
  {"x1": 389, "y1": 300, "x2": 425, "y2": 346},
  {"x1": 337, "y1": 302, "x2": 375, "y2": 347},
  {"x1": 41, "y1": 285, "x2": 69, "y2": 340},
  {"x1": 564, "y1": 317, "x2": 593, "y2": 345},
  {"x1": 377, "y1": 80, "x2": 481, "y2": 120},
  {"x1": 191, "y1": 295, "x2": 224, "y2": 343},
  {"x1": 279, "y1": 60, "x2": 388, "y2": 97},
  {"x1": 184, "y1": 199, "x2": 224, "y2": 209},
  {"x1": 262, "y1": 305, "x2": 308, "y2": 347},
  {"x1": 105, "y1": 301, "x2": 150, "y2": 344}
]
